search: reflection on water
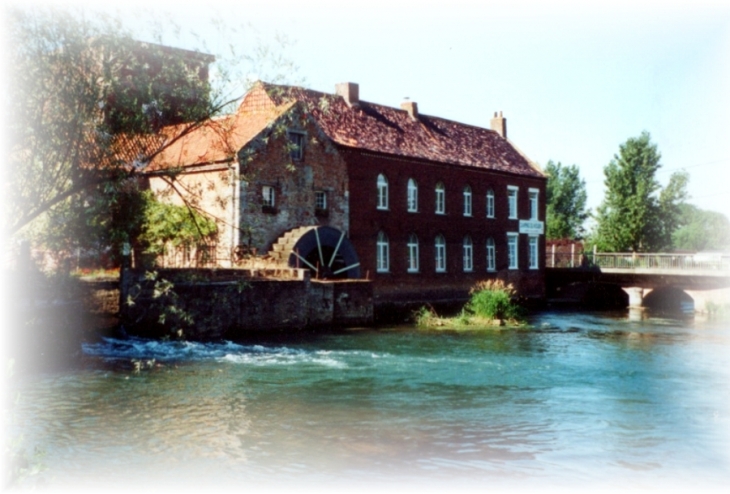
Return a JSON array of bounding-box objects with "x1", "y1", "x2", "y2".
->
[{"x1": 7, "y1": 310, "x2": 730, "y2": 491}]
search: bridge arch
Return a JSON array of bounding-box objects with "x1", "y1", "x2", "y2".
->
[{"x1": 642, "y1": 287, "x2": 694, "y2": 311}]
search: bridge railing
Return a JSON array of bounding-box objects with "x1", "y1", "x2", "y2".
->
[{"x1": 548, "y1": 251, "x2": 730, "y2": 271}]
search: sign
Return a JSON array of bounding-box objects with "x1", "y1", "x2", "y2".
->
[{"x1": 519, "y1": 220, "x2": 544, "y2": 235}]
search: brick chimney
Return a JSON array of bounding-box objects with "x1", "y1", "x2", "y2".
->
[
  {"x1": 491, "y1": 111, "x2": 507, "y2": 138},
  {"x1": 401, "y1": 100, "x2": 418, "y2": 121},
  {"x1": 335, "y1": 82, "x2": 359, "y2": 107}
]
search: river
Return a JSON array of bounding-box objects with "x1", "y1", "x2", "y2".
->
[{"x1": 6, "y1": 309, "x2": 730, "y2": 492}]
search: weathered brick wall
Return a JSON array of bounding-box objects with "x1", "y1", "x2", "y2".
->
[
  {"x1": 343, "y1": 149, "x2": 547, "y2": 301},
  {"x1": 237, "y1": 110, "x2": 350, "y2": 255}
]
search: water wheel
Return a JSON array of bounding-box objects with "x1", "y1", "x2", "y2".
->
[{"x1": 269, "y1": 226, "x2": 361, "y2": 279}]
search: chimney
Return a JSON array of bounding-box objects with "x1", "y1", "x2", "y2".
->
[
  {"x1": 335, "y1": 82, "x2": 359, "y2": 107},
  {"x1": 401, "y1": 100, "x2": 418, "y2": 121},
  {"x1": 491, "y1": 111, "x2": 507, "y2": 138}
]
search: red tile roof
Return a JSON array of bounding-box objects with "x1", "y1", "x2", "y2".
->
[
  {"x1": 261, "y1": 82, "x2": 544, "y2": 178},
  {"x1": 148, "y1": 95, "x2": 293, "y2": 170},
  {"x1": 149, "y1": 81, "x2": 543, "y2": 178}
]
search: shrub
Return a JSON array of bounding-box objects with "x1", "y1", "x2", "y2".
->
[{"x1": 465, "y1": 280, "x2": 523, "y2": 321}]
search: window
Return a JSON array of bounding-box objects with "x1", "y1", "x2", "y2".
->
[
  {"x1": 287, "y1": 131, "x2": 305, "y2": 161},
  {"x1": 407, "y1": 178, "x2": 418, "y2": 212},
  {"x1": 508, "y1": 186, "x2": 519, "y2": 219},
  {"x1": 463, "y1": 185, "x2": 472, "y2": 217},
  {"x1": 376, "y1": 231, "x2": 389, "y2": 272},
  {"x1": 435, "y1": 234, "x2": 446, "y2": 272},
  {"x1": 486, "y1": 189, "x2": 495, "y2": 218},
  {"x1": 507, "y1": 233, "x2": 519, "y2": 269},
  {"x1": 262, "y1": 185, "x2": 275, "y2": 207},
  {"x1": 315, "y1": 191, "x2": 327, "y2": 210},
  {"x1": 435, "y1": 182, "x2": 445, "y2": 214},
  {"x1": 529, "y1": 236, "x2": 539, "y2": 269},
  {"x1": 529, "y1": 188, "x2": 539, "y2": 220},
  {"x1": 377, "y1": 174, "x2": 389, "y2": 210},
  {"x1": 407, "y1": 234, "x2": 419, "y2": 273},
  {"x1": 486, "y1": 237, "x2": 496, "y2": 271},
  {"x1": 463, "y1": 235, "x2": 473, "y2": 272}
]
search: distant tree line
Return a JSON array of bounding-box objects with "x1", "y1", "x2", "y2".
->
[{"x1": 545, "y1": 132, "x2": 729, "y2": 252}]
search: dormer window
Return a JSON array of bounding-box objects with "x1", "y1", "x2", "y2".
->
[{"x1": 287, "y1": 130, "x2": 305, "y2": 161}]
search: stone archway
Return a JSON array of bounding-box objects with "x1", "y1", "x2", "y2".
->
[
  {"x1": 269, "y1": 226, "x2": 361, "y2": 279},
  {"x1": 642, "y1": 286, "x2": 694, "y2": 311}
]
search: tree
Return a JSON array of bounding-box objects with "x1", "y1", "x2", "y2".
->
[
  {"x1": 592, "y1": 132, "x2": 688, "y2": 252},
  {"x1": 3, "y1": 6, "x2": 241, "y2": 267},
  {"x1": 544, "y1": 160, "x2": 589, "y2": 239},
  {"x1": 672, "y1": 204, "x2": 730, "y2": 252}
]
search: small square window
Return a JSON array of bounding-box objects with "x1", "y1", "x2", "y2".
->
[
  {"x1": 315, "y1": 191, "x2": 327, "y2": 210},
  {"x1": 288, "y1": 131, "x2": 305, "y2": 161}
]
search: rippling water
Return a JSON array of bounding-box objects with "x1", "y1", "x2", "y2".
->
[{"x1": 7, "y1": 310, "x2": 730, "y2": 492}]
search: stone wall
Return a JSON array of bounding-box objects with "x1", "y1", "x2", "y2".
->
[{"x1": 120, "y1": 268, "x2": 373, "y2": 339}]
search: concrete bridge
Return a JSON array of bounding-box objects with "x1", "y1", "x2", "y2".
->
[{"x1": 546, "y1": 252, "x2": 730, "y2": 311}]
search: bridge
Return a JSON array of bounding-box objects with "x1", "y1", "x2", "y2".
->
[{"x1": 546, "y1": 251, "x2": 730, "y2": 311}]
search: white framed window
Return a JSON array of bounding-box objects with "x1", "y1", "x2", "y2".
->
[
  {"x1": 262, "y1": 185, "x2": 275, "y2": 207},
  {"x1": 315, "y1": 191, "x2": 327, "y2": 210},
  {"x1": 529, "y1": 236, "x2": 539, "y2": 269},
  {"x1": 407, "y1": 178, "x2": 418, "y2": 212},
  {"x1": 463, "y1": 235, "x2": 473, "y2": 272},
  {"x1": 486, "y1": 237, "x2": 496, "y2": 271},
  {"x1": 508, "y1": 186, "x2": 519, "y2": 219},
  {"x1": 377, "y1": 174, "x2": 389, "y2": 210},
  {"x1": 529, "y1": 188, "x2": 539, "y2": 220},
  {"x1": 507, "y1": 232, "x2": 519, "y2": 270},
  {"x1": 486, "y1": 189, "x2": 495, "y2": 218},
  {"x1": 376, "y1": 231, "x2": 389, "y2": 272},
  {"x1": 435, "y1": 234, "x2": 447, "y2": 272},
  {"x1": 435, "y1": 182, "x2": 446, "y2": 214},
  {"x1": 287, "y1": 130, "x2": 305, "y2": 161},
  {"x1": 407, "y1": 234, "x2": 419, "y2": 273},
  {"x1": 463, "y1": 185, "x2": 472, "y2": 217}
]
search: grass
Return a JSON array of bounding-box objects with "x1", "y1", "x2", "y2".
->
[{"x1": 414, "y1": 280, "x2": 526, "y2": 329}]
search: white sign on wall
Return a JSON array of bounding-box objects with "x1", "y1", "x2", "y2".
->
[{"x1": 519, "y1": 220, "x2": 544, "y2": 235}]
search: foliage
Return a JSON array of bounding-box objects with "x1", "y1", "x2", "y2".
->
[
  {"x1": 137, "y1": 191, "x2": 218, "y2": 258},
  {"x1": 544, "y1": 160, "x2": 589, "y2": 239},
  {"x1": 3, "y1": 6, "x2": 241, "y2": 264},
  {"x1": 704, "y1": 301, "x2": 730, "y2": 319},
  {"x1": 672, "y1": 204, "x2": 730, "y2": 252},
  {"x1": 592, "y1": 132, "x2": 688, "y2": 252},
  {"x1": 465, "y1": 280, "x2": 524, "y2": 322},
  {"x1": 4, "y1": 5, "x2": 304, "y2": 270},
  {"x1": 415, "y1": 281, "x2": 525, "y2": 329}
]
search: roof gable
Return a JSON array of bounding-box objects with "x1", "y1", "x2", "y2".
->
[{"x1": 148, "y1": 83, "x2": 292, "y2": 169}]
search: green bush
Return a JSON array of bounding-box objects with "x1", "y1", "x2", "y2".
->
[{"x1": 465, "y1": 280, "x2": 523, "y2": 321}]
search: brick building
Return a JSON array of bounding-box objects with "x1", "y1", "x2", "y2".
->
[{"x1": 148, "y1": 81, "x2": 547, "y2": 307}]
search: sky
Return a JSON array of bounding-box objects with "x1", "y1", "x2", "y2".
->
[{"x1": 11, "y1": 0, "x2": 730, "y2": 227}]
